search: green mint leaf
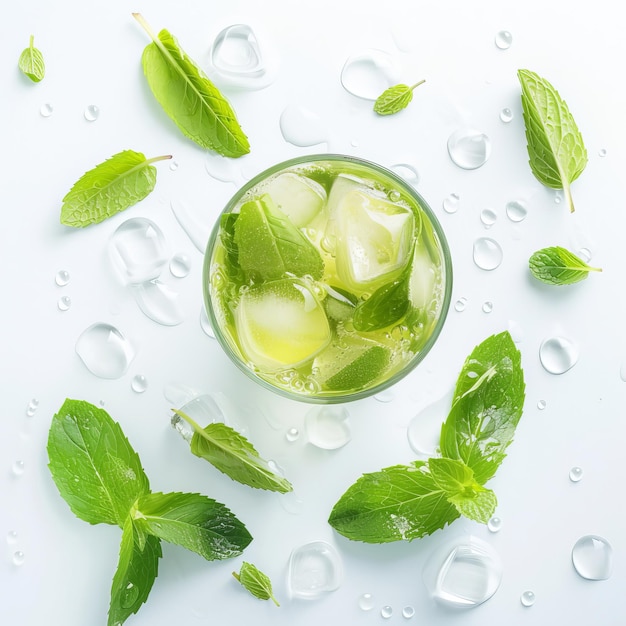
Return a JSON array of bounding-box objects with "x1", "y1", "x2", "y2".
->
[
  {"x1": 518, "y1": 69, "x2": 588, "y2": 213},
  {"x1": 328, "y1": 461, "x2": 460, "y2": 543},
  {"x1": 134, "y1": 491, "x2": 252, "y2": 560},
  {"x1": 173, "y1": 409, "x2": 293, "y2": 493},
  {"x1": 529, "y1": 246, "x2": 602, "y2": 285},
  {"x1": 439, "y1": 331, "x2": 525, "y2": 485},
  {"x1": 134, "y1": 14, "x2": 249, "y2": 158},
  {"x1": 373, "y1": 80, "x2": 425, "y2": 116},
  {"x1": 108, "y1": 517, "x2": 161, "y2": 626},
  {"x1": 448, "y1": 487, "x2": 497, "y2": 525},
  {"x1": 233, "y1": 562, "x2": 280, "y2": 606},
  {"x1": 47, "y1": 399, "x2": 150, "y2": 527},
  {"x1": 60, "y1": 150, "x2": 171, "y2": 227},
  {"x1": 18, "y1": 35, "x2": 45, "y2": 82},
  {"x1": 352, "y1": 276, "x2": 410, "y2": 332},
  {"x1": 323, "y1": 345, "x2": 390, "y2": 392},
  {"x1": 233, "y1": 195, "x2": 324, "y2": 281}
]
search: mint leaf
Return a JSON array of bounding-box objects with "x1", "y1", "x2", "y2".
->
[
  {"x1": 352, "y1": 276, "x2": 410, "y2": 332},
  {"x1": 529, "y1": 246, "x2": 602, "y2": 285},
  {"x1": 234, "y1": 195, "x2": 324, "y2": 281},
  {"x1": 323, "y1": 345, "x2": 390, "y2": 392},
  {"x1": 18, "y1": 35, "x2": 45, "y2": 82},
  {"x1": 134, "y1": 14, "x2": 249, "y2": 157},
  {"x1": 373, "y1": 80, "x2": 425, "y2": 116},
  {"x1": 134, "y1": 491, "x2": 252, "y2": 560},
  {"x1": 328, "y1": 461, "x2": 460, "y2": 543},
  {"x1": 173, "y1": 409, "x2": 293, "y2": 493},
  {"x1": 47, "y1": 399, "x2": 150, "y2": 527},
  {"x1": 439, "y1": 331, "x2": 525, "y2": 485},
  {"x1": 60, "y1": 150, "x2": 171, "y2": 227},
  {"x1": 448, "y1": 488, "x2": 497, "y2": 525},
  {"x1": 233, "y1": 562, "x2": 280, "y2": 606},
  {"x1": 108, "y1": 517, "x2": 161, "y2": 626},
  {"x1": 518, "y1": 69, "x2": 588, "y2": 213}
]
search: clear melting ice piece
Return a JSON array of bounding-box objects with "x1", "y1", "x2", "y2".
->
[
  {"x1": 279, "y1": 105, "x2": 328, "y2": 147},
  {"x1": 407, "y1": 389, "x2": 454, "y2": 456},
  {"x1": 571, "y1": 535, "x2": 613, "y2": 580},
  {"x1": 264, "y1": 172, "x2": 327, "y2": 228},
  {"x1": 75, "y1": 323, "x2": 134, "y2": 379},
  {"x1": 133, "y1": 280, "x2": 184, "y2": 326},
  {"x1": 304, "y1": 405, "x2": 351, "y2": 450},
  {"x1": 539, "y1": 336, "x2": 579, "y2": 374},
  {"x1": 447, "y1": 129, "x2": 492, "y2": 170},
  {"x1": 108, "y1": 217, "x2": 168, "y2": 284},
  {"x1": 423, "y1": 536, "x2": 502, "y2": 609},
  {"x1": 287, "y1": 540, "x2": 343, "y2": 599},
  {"x1": 340, "y1": 49, "x2": 400, "y2": 100}
]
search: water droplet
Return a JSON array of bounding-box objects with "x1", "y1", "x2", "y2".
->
[
  {"x1": 304, "y1": 406, "x2": 351, "y2": 450},
  {"x1": 57, "y1": 295, "x2": 71, "y2": 311},
  {"x1": 25, "y1": 398, "x2": 39, "y2": 417},
  {"x1": 443, "y1": 193, "x2": 460, "y2": 214},
  {"x1": 12, "y1": 550, "x2": 25, "y2": 566},
  {"x1": 286, "y1": 427, "x2": 300, "y2": 442},
  {"x1": 473, "y1": 237, "x2": 503, "y2": 271},
  {"x1": 279, "y1": 105, "x2": 328, "y2": 147},
  {"x1": 133, "y1": 280, "x2": 184, "y2": 326},
  {"x1": 505, "y1": 200, "x2": 527, "y2": 222},
  {"x1": 578, "y1": 247, "x2": 592, "y2": 263},
  {"x1": 12, "y1": 460, "x2": 25, "y2": 476},
  {"x1": 598, "y1": 148, "x2": 607, "y2": 157},
  {"x1": 55, "y1": 270, "x2": 70, "y2": 286},
  {"x1": 358, "y1": 593, "x2": 375, "y2": 611},
  {"x1": 482, "y1": 301, "x2": 493, "y2": 314},
  {"x1": 554, "y1": 191, "x2": 563, "y2": 204},
  {"x1": 480, "y1": 209, "x2": 497, "y2": 228},
  {"x1": 487, "y1": 516, "x2": 502, "y2": 533},
  {"x1": 131, "y1": 375, "x2": 148, "y2": 394},
  {"x1": 391, "y1": 163, "x2": 419, "y2": 185},
  {"x1": 537, "y1": 399, "x2": 547, "y2": 410},
  {"x1": 204, "y1": 153, "x2": 246, "y2": 185},
  {"x1": 569, "y1": 466, "x2": 583, "y2": 482},
  {"x1": 447, "y1": 129, "x2": 491, "y2": 170},
  {"x1": 381, "y1": 606, "x2": 393, "y2": 619},
  {"x1": 170, "y1": 412, "x2": 194, "y2": 444},
  {"x1": 572, "y1": 535, "x2": 613, "y2": 580},
  {"x1": 340, "y1": 49, "x2": 400, "y2": 100},
  {"x1": 40, "y1": 103, "x2": 53, "y2": 117},
  {"x1": 169, "y1": 253, "x2": 191, "y2": 278},
  {"x1": 539, "y1": 336, "x2": 579, "y2": 374},
  {"x1": 200, "y1": 307, "x2": 215, "y2": 338},
  {"x1": 423, "y1": 536, "x2": 502, "y2": 608},
  {"x1": 402, "y1": 606, "x2": 415, "y2": 619},
  {"x1": 620, "y1": 361, "x2": 626, "y2": 382},
  {"x1": 278, "y1": 489, "x2": 305, "y2": 515},
  {"x1": 454, "y1": 297, "x2": 467, "y2": 312},
  {"x1": 288, "y1": 541, "x2": 343, "y2": 598},
  {"x1": 520, "y1": 590, "x2": 535, "y2": 607},
  {"x1": 494, "y1": 30, "x2": 513, "y2": 50},
  {"x1": 499, "y1": 107, "x2": 514, "y2": 123},
  {"x1": 407, "y1": 389, "x2": 453, "y2": 456},
  {"x1": 84, "y1": 104, "x2": 100, "y2": 122},
  {"x1": 108, "y1": 218, "x2": 168, "y2": 285},
  {"x1": 75, "y1": 323, "x2": 135, "y2": 379},
  {"x1": 121, "y1": 581, "x2": 140, "y2": 608},
  {"x1": 374, "y1": 389, "x2": 395, "y2": 403},
  {"x1": 7, "y1": 530, "x2": 18, "y2": 545},
  {"x1": 170, "y1": 199, "x2": 211, "y2": 254},
  {"x1": 169, "y1": 160, "x2": 179, "y2": 171}
]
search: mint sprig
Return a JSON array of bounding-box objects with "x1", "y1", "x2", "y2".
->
[
  {"x1": 529, "y1": 246, "x2": 602, "y2": 285},
  {"x1": 233, "y1": 562, "x2": 280, "y2": 606},
  {"x1": 328, "y1": 332, "x2": 524, "y2": 543},
  {"x1": 18, "y1": 35, "x2": 45, "y2": 82},
  {"x1": 373, "y1": 80, "x2": 425, "y2": 116}
]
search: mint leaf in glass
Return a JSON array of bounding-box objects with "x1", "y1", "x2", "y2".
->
[
  {"x1": 518, "y1": 69, "x2": 588, "y2": 213},
  {"x1": 133, "y1": 13, "x2": 250, "y2": 157},
  {"x1": 529, "y1": 246, "x2": 601, "y2": 285},
  {"x1": 47, "y1": 399, "x2": 150, "y2": 527},
  {"x1": 18, "y1": 35, "x2": 45, "y2": 82},
  {"x1": 60, "y1": 150, "x2": 171, "y2": 227},
  {"x1": 233, "y1": 562, "x2": 280, "y2": 606},
  {"x1": 352, "y1": 275, "x2": 410, "y2": 332},
  {"x1": 373, "y1": 80, "x2": 425, "y2": 116}
]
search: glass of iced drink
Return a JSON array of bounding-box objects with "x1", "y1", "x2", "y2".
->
[{"x1": 203, "y1": 154, "x2": 452, "y2": 403}]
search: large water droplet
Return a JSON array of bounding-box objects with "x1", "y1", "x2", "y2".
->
[
  {"x1": 205, "y1": 153, "x2": 246, "y2": 186},
  {"x1": 199, "y1": 306, "x2": 216, "y2": 338},
  {"x1": 381, "y1": 606, "x2": 393, "y2": 619},
  {"x1": 520, "y1": 590, "x2": 535, "y2": 607},
  {"x1": 12, "y1": 460, "x2": 25, "y2": 476},
  {"x1": 55, "y1": 270, "x2": 70, "y2": 286},
  {"x1": 494, "y1": 30, "x2": 513, "y2": 50},
  {"x1": 537, "y1": 399, "x2": 547, "y2": 410},
  {"x1": 480, "y1": 209, "x2": 497, "y2": 228},
  {"x1": 505, "y1": 200, "x2": 527, "y2": 222},
  {"x1": 304, "y1": 406, "x2": 351, "y2": 450},
  {"x1": 487, "y1": 516, "x2": 502, "y2": 533},
  {"x1": 571, "y1": 535, "x2": 613, "y2": 580},
  {"x1": 75, "y1": 323, "x2": 134, "y2": 379},
  {"x1": 108, "y1": 218, "x2": 168, "y2": 285},
  {"x1": 84, "y1": 104, "x2": 100, "y2": 122},
  {"x1": 423, "y1": 536, "x2": 502, "y2": 608},
  {"x1": 482, "y1": 301, "x2": 493, "y2": 314},
  {"x1": 443, "y1": 193, "x2": 460, "y2": 214},
  {"x1": 391, "y1": 163, "x2": 419, "y2": 185},
  {"x1": 131, "y1": 375, "x2": 148, "y2": 394},
  {"x1": 285, "y1": 427, "x2": 300, "y2": 443},
  {"x1": 407, "y1": 389, "x2": 453, "y2": 456},
  {"x1": 133, "y1": 280, "x2": 184, "y2": 326},
  {"x1": 340, "y1": 49, "x2": 400, "y2": 100},
  {"x1": 57, "y1": 295, "x2": 71, "y2": 311},
  {"x1": 539, "y1": 336, "x2": 579, "y2": 374},
  {"x1": 358, "y1": 593, "x2": 375, "y2": 611},
  {"x1": 473, "y1": 237, "x2": 503, "y2": 270},
  {"x1": 598, "y1": 148, "x2": 607, "y2": 158},
  {"x1": 7, "y1": 530, "x2": 19, "y2": 545},
  {"x1": 374, "y1": 389, "x2": 394, "y2": 403},
  {"x1": 454, "y1": 297, "x2": 467, "y2": 312},
  {"x1": 447, "y1": 129, "x2": 491, "y2": 170},
  {"x1": 402, "y1": 606, "x2": 415, "y2": 618},
  {"x1": 279, "y1": 105, "x2": 329, "y2": 147},
  {"x1": 288, "y1": 541, "x2": 343, "y2": 599},
  {"x1": 120, "y1": 582, "x2": 140, "y2": 609},
  {"x1": 12, "y1": 550, "x2": 25, "y2": 566},
  {"x1": 40, "y1": 103, "x2": 53, "y2": 117},
  {"x1": 26, "y1": 398, "x2": 39, "y2": 417},
  {"x1": 169, "y1": 253, "x2": 191, "y2": 278},
  {"x1": 170, "y1": 199, "x2": 210, "y2": 253},
  {"x1": 499, "y1": 107, "x2": 514, "y2": 123}
]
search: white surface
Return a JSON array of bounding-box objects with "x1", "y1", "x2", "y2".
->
[{"x1": 2, "y1": 1, "x2": 626, "y2": 624}]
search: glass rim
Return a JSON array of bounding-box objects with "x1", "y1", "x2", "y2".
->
[{"x1": 203, "y1": 153, "x2": 453, "y2": 404}]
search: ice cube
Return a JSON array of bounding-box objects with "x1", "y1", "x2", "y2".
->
[
  {"x1": 334, "y1": 189, "x2": 415, "y2": 293},
  {"x1": 264, "y1": 172, "x2": 327, "y2": 227},
  {"x1": 235, "y1": 278, "x2": 331, "y2": 371},
  {"x1": 409, "y1": 238, "x2": 437, "y2": 308}
]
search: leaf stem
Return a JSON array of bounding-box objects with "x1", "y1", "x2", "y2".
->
[
  {"x1": 172, "y1": 408, "x2": 204, "y2": 435},
  {"x1": 29, "y1": 34, "x2": 34, "y2": 49},
  {"x1": 410, "y1": 79, "x2": 426, "y2": 91},
  {"x1": 132, "y1": 13, "x2": 159, "y2": 42},
  {"x1": 146, "y1": 154, "x2": 173, "y2": 165},
  {"x1": 563, "y1": 181, "x2": 576, "y2": 213}
]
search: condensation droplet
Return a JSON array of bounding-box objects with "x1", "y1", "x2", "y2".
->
[
  {"x1": 505, "y1": 200, "x2": 527, "y2": 222},
  {"x1": 84, "y1": 104, "x2": 100, "y2": 122},
  {"x1": 25, "y1": 398, "x2": 39, "y2": 417},
  {"x1": 578, "y1": 247, "x2": 592, "y2": 263},
  {"x1": 131, "y1": 375, "x2": 148, "y2": 394},
  {"x1": 57, "y1": 295, "x2": 71, "y2": 311},
  {"x1": 169, "y1": 160, "x2": 179, "y2": 171},
  {"x1": 381, "y1": 606, "x2": 393, "y2": 619},
  {"x1": 40, "y1": 103, "x2": 53, "y2": 117},
  {"x1": 374, "y1": 389, "x2": 395, "y2": 403},
  {"x1": 443, "y1": 193, "x2": 460, "y2": 214},
  {"x1": 620, "y1": 361, "x2": 626, "y2": 382},
  {"x1": 279, "y1": 105, "x2": 329, "y2": 147},
  {"x1": 7, "y1": 530, "x2": 18, "y2": 545},
  {"x1": 391, "y1": 163, "x2": 419, "y2": 185},
  {"x1": 499, "y1": 107, "x2": 513, "y2": 123},
  {"x1": 537, "y1": 399, "x2": 547, "y2": 410},
  {"x1": 133, "y1": 280, "x2": 185, "y2": 326},
  {"x1": 55, "y1": 270, "x2": 70, "y2": 286},
  {"x1": 480, "y1": 209, "x2": 497, "y2": 228},
  {"x1": 598, "y1": 148, "x2": 607, "y2": 157},
  {"x1": 200, "y1": 307, "x2": 216, "y2": 338},
  {"x1": 487, "y1": 516, "x2": 502, "y2": 533},
  {"x1": 454, "y1": 297, "x2": 467, "y2": 312},
  {"x1": 554, "y1": 191, "x2": 563, "y2": 204},
  {"x1": 473, "y1": 237, "x2": 503, "y2": 270},
  {"x1": 287, "y1": 541, "x2": 343, "y2": 598},
  {"x1": 569, "y1": 466, "x2": 583, "y2": 482},
  {"x1": 508, "y1": 320, "x2": 524, "y2": 343},
  {"x1": 482, "y1": 301, "x2": 493, "y2": 314},
  {"x1": 494, "y1": 30, "x2": 513, "y2": 50},
  {"x1": 305, "y1": 406, "x2": 351, "y2": 450},
  {"x1": 340, "y1": 49, "x2": 400, "y2": 100},
  {"x1": 169, "y1": 253, "x2": 191, "y2": 278},
  {"x1": 12, "y1": 460, "x2": 25, "y2": 476},
  {"x1": 520, "y1": 590, "x2": 535, "y2": 607},
  {"x1": 407, "y1": 389, "x2": 453, "y2": 456},
  {"x1": 12, "y1": 550, "x2": 25, "y2": 566},
  {"x1": 358, "y1": 593, "x2": 375, "y2": 611},
  {"x1": 121, "y1": 581, "x2": 140, "y2": 609},
  {"x1": 171, "y1": 199, "x2": 211, "y2": 254},
  {"x1": 75, "y1": 323, "x2": 135, "y2": 379},
  {"x1": 539, "y1": 336, "x2": 579, "y2": 375},
  {"x1": 204, "y1": 153, "x2": 246, "y2": 185},
  {"x1": 402, "y1": 606, "x2": 415, "y2": 619},
  {"x1": 285, "y1": 427, "x2": 300, "y2": 442},
  {"x1": 571, "y1": 535, "x2": 613, "y2": 580},
  {"x1": 447, "y1": 129, "x2": 491, "y2": 170}
]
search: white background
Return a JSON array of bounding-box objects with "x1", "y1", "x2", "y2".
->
[{"x1": 2, "y1": 1, "x2": 626, "y2": 624}]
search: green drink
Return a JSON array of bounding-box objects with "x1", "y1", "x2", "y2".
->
[{"x1": 203, "y1": 155, "x2": 452, "y2": 403}]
